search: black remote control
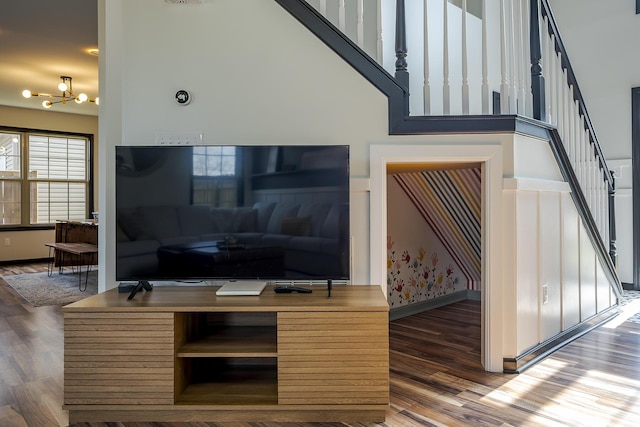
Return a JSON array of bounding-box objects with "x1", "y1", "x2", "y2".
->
[{"x1": 273, "y1": 286, "x2": 312, "y2": 294}]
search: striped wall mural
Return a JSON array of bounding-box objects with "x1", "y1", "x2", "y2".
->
[{"x1": 392, "y1": 167, "x2": 482, "y2": 290}]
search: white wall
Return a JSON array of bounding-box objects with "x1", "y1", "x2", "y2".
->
[{"x1": 101, "y1": 0, "x2": 389, "y2": 293}]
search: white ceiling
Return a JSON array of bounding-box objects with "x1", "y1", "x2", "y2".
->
[{"x1": 0, "y1": 0, "x2": 98, "y2": 116}]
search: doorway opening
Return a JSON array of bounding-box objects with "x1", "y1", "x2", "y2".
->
[{"x1": 370, "y1": 143, "x2": 504, "y2": 372}]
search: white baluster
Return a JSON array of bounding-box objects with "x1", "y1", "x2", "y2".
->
[
  {"x1": 443, "y1": 0, "x2": 451, "y2": 115},
  {"x1": 573, "y1": 111, "x2": 580, "y2": 182},
  {"x1": 574, "y1": 109, "x2": 582, "y2": 183},
  {"x1": 577, "y1": 106, "x2": 583, "y2": 177},
  {"x1": 599, "y1": 167, "x2": 606, "y2": 240},
  {"x1": 508, "y1": 0, "x2": 517, "y2": 114},
  {"x1": 500, "y1": 0, "x2": 509, "y2": 114},
  {"x1": 562, "y1": 71, "x2": 570, "y2": 147},
  {"x1": 566, "y1": 86, "x2": 575, "y2": 164},
  {"x1": 594, "y1": 159, "x2": 600, "y2": 234},
  {"x1": 592, "y1": 151, "x2": 597, "y2": 217},
  {"x1": 578, "y1": 119, "x2": 586, "y2": 190},
  {"x1": 357, "y1": 0, "x2": 364, "y2": 49},
  {"x1": 586, "y1": 152, "x2": 595, "y2": 212},
  {"x1": 541, "y1": 17, "x2": 549, "y2": 121},
  {"x1": 376, "y1": 0, "x2": 383, "y2": 64},
  {"x1": 556, "y1": 65, "x2": 565, "y2": 142},
  {"x1": 424, "y1": 0, "x2": 431, "y2": 115},
  {"x1": 521, "y1": 0, "x2": 532, "y2": 117},
  {"x1": 462, "y1": 0, "x2": 469, "y2": 114},
  {"x1": 547, "y1": 35, "x2": 558, "y2": 127},
  {"x1": 602, "y1": 174, "x2": 609, "y2": 244},
  {"x1": 481, "y1": 0, "x2": 489, "y2": 114},
  {"x1": 319, "y1": 0, "x2": 327, "y2": 17},
  {"x1": 513, "y1": 0, "x2": 531, "y2": 117},
  {"x1": 586, "y1": 140, "x2": 593, "y2": 212},
  {"x1": 339, "y1": 0, "x2": 346, "y2": 33}
]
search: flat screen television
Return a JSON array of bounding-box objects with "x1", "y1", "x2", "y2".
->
[{"x1": 115, "y1": 145, "x2": 350, "y2": 284}]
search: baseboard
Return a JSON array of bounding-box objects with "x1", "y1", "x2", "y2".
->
[
  {"x1": 389, "y1": 290, "x2": 470, "y2": 321},
  {"x1": 502, "y1": 306, "x2": 620, "y2": 374},
  {"x1": 466, "y1": 289, "x2": 481, "y2": 301}
]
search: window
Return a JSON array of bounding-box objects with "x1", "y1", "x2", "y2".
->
[
  {"x1": 192, "y1": 146, "x2": 238, "y2": 207},
  {"x1": 0, "y1": 133, "x2": 21, "y2": 225},
  {"x1": 0, "y1": 129, "x2": 92, "y2": 227},
  {"x1": 193, "y1": 145, "x2": 236, "y2": 177}
]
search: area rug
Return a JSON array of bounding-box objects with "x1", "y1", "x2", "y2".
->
[
  {"x1": 618, "y1": 290, "x2": 640, "y2": 324},
  {"x1": 2, "y1": 270, "x2": 98, "y2": 307}
]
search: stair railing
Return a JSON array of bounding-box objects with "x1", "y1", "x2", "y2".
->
[
  {"x1": 307, "y1": 0, "x2": 534, "y2": 116},
  {"x1": 305, "y1": 0, "x2": 618, "y2": 270},
  {"x1": 535, "y1": 0, "x2": 616, "y2": 263}
]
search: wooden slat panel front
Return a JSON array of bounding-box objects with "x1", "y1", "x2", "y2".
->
[
  {"x1": 278, "y1": 312, "x2": 389, "y2": 405},
  {"x1": 64, "y1": 312, "x2": 174, "y2": 405}
]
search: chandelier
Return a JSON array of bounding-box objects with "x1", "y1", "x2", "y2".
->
[{"x1": 22, "y1": 76, "x2": 98, "y2": 109}]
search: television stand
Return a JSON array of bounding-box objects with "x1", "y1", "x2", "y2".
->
[
  {"x1": 62, "y1": 285, "x2": 389, "y2": 423},
  {"x1": 127, "y1": 280, "x2": 153, "y2": 300}
]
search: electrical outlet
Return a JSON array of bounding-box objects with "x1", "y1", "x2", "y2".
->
[
  {"x1": 155, "y1": 132, "x2": 203, "y2": 145},
  {"x1": 542, "y1": 284, "x2": 549, "y2": 305},
  {"x1": 3, "y1": 237, "x2": 10, "y2": 247}
]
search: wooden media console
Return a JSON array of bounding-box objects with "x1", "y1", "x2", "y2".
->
[{"x1": 63, "y1": 285, "x2": 389, "y2": 423}]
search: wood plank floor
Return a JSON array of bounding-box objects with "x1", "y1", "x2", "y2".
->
[{"x1": 1, "y1": 263, "x2": 640, "y2": 426}]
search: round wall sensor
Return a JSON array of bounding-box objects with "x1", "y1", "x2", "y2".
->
[{"x1": 175, "y1": 90, "x2": 191, "y2": 105}]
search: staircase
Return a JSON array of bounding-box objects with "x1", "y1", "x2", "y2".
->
[
  {"x1": 275, "y1": 0, "x2": 623, "y2": 372},
  {"x1": 277, "y1": 0, "x2": 621, "y2": 299}
]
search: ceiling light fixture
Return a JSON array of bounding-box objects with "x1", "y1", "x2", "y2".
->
[{"x1": 22, "y1": 75, "x2": 99, "y2": 109}]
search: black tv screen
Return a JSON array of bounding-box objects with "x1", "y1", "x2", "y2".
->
[{"x1": 115, "y1": 145, "x2": 350, "y2": 282}]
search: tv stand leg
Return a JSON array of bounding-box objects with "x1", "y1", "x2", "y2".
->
[
  {"x1": 327, "y1": 279, "x2": 332, "y2": 298},
  {"x1": 127, "y1": 280, "x2": 153, "y2": 300}
]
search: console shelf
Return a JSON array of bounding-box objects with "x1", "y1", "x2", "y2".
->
[
  {"x1": 63, "y1": 285, "x2": 389, "y2": 423},
  {"x1": 176, "y1": 368, "x2": 278, "y2": 405},
  {"x1": 177, "y1": 326, "x2": 278, "y2": 357}
]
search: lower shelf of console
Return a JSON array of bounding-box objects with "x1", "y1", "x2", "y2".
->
[{"x1": 176, "y1": 362, "x2": 278, "y2": 405}]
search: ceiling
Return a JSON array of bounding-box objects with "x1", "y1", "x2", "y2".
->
[{"x1": 0, "y1": 0, "x2": 99, "y2": 116}]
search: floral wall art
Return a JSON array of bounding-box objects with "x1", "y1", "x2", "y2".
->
[{"x1": 387, "y1": 174, "x2": 467, "y2": 308}]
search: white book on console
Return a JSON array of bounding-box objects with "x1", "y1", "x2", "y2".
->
[{"x1": 216, "y1": 280, "x2": 267, "y2": 296}]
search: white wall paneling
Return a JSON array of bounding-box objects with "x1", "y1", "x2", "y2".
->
[
  {"x1": 579, "y1": 222, "x2": 597, "y2": 320},
  {"x1": 561, "y1": 191, "x2": 581, "y2": 329},
  {"x1": 538, "y1": 191, "x2": 562, "y2": 341},
  {"x1": 515, "y1": 190, "x2": 539, "y2": 354}
]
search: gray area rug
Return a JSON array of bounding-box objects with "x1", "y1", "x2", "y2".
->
[{"x1": 2, "y1": 270, "x2": 98, "y2": 307}]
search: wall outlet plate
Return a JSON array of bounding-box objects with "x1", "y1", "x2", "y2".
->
[
  {"x1": 542, "y1": 284, "x2": 549, "y2": 305},
  {"x1": 155, "y1": 132, "x2": 203, "y2": 145}
]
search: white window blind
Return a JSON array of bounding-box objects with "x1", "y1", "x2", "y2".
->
[{"x1": 28, "y1": 135, "x2": 89, "y2": 224}]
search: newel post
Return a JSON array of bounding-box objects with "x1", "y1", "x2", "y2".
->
[
  {"x1": 609, "y1": 172, "x2": 618, "y2": 268},
  {"x1": 395, "y1": 0, "x2": 409, "y2": 96},
  {"x1": 530, "y1": 0, "x2": 546, "y2": 121}
]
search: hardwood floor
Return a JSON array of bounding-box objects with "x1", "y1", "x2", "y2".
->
[{"x1": 1, "y1": 263, "x2": 640, "y2": 426}]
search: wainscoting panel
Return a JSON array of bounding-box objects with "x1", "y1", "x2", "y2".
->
[{"x1": 561, "y1": 192, "x2": 581, "y2": 329}]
